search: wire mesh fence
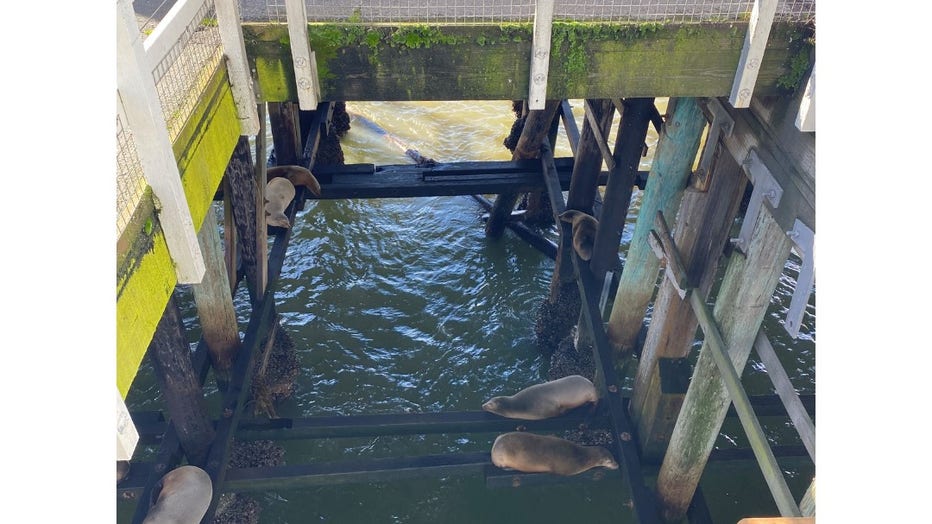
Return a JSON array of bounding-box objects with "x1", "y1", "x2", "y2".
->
[
  {"x1": 116, "y1": 107, "x2": 148, "y2": 239},
  {"x1": 241, "y1": 0, "x2": 814, "y2": 23},
  {"x1": 147, "y1": 0, "x2": 225, "y2": 142}
]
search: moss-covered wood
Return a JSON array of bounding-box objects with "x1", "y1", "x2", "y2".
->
[
  {"x1": 117, "y1": 64, "x2": 241, "y2": 397},
  {"x1": 243, "y1": 21, "x2": 808, "y2": 101}
]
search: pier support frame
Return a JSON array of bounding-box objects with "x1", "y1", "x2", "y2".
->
[
  {"x1": 486, "y1": 100, "x2": 561, "y2": 238},
  {"x1": 656, "y1": 206, "x2": 793, "y2": 521},
  {"x1": 192, "y1": 206, "x2": 243, "y2": 387},
  {"x1": 224, "y1": 136, "x2": 260, "y2": 303},
  {"x1": 605, "y1": 98, "x2": 706, "y2": 354},
  {"x1": 630, "y1": 145, "x2": 747, "y2": 461},
  {"x1": 148, "y1": 294, "x2": 215, "y2": 467}
]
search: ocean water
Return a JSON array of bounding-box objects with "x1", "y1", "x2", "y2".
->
[{"x1": 119, "y1": 100, "x2": 815, "y2": 523}]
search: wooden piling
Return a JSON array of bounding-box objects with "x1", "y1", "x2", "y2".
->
[
  {"x1": 192, "y1": 205, "x2": 243, "y2": 386},
  {"x1": 523, "y1": 109, "x2": 563, "y2": 226},
  {"x1": 535, "y1": 100, "x2": 613, "y2": 355},
  {"x1": 656, "y1": 206, "x2": 794, "y2": 522},
  {"x1": 485, "y1": 100, "x2": 561, "y2": 238},
  {"x1": 255, "y1": 103, "x2": 269, "y2": 296},
  {"x1": 148, "y1": 294, "x2": 216, "y2": 467},
  {"x1": 630, "y1": 149, "x2": 747, "y2": 455},
  {"x1": 224, "y1": 136, "x2": 260, "y2": 302},
  {"x1": 605, "y1": 97, "x2": 706, "y2": 354},
  {"x1": 268, "y1": 102, "x2": 303, "y2": 165}
]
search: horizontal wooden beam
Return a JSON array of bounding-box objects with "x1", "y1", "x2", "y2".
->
[{"x1": 243, "y1": 22, "x2": 809, "y2": 101}]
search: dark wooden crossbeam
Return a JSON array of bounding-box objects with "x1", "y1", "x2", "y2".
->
[{"x1": 471, "y1": 194, "x2": 557, "y2": 259}]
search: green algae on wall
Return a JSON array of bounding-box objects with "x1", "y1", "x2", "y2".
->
[{"x1": 243, "y1": 21, "x2": 808, "y2": 101}]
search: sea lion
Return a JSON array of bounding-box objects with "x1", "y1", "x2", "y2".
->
[
  {"x1": 482, "y1": 374, "x2": 598, "y2": 420},
  {"x1": 558, "y1": 210, "x2": 599, "y2": 261},
  {"x1": 117, "y1": 460, "x2": 131, "y2": 484},
  {"x1": 266, "y1": 165, "x2": 321, "y2": 196},
  {"x1": 142, "y1": 465, "x2": 213, "y2": 524},
  {"x1": 491, "y1": 432, "x2": 619, "y2": 476},
  {"x1": 265, "y1": 177, "x2": 296, "y2": 228}
]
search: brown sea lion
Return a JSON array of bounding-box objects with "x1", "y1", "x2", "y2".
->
[
  {"x1": 267, "y1": 165, "x2": 321, "y2": 196},
  {"x1": 142, "y1": 465, "x2": 213, "y2": 524},
  {"x1": 482, "y1": 375, "x2": 598, "y2": 420},
  {"x1": 265, "y1": 177, "x2": 296, "y2": 228},
  {"x1": 491, "y1": 432, "x2": 619, "y2": 476},
  {"x1": 558, "y1": 209, "x2": 599, "y2": 261}
]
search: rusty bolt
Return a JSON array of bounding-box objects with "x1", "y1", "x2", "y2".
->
[
  {"x1": 516, "y1": 424, "x2": 527, "y2": 432},
  {"x1": 620, "y1": 432, "x2": 632, "y2": 441}
]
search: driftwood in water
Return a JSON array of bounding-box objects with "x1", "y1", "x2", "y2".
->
[{"x1": 348, "y1": 111, "x2": 436, "y2": 166}]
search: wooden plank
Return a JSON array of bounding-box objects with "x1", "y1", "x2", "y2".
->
[
  {"x1": 572, "y1": 250, "x2": 661, "y2": 524},
  {"x1": 141, "y1": 0, "x2": 208, "y2": 76},
  {"x1": 486, "y1": 463, "x2": 620, "y2": 489},
  {"x1": 255, "y1": 103, "x2": 269, "y2": 296},
  {"x1": 472, "y1": 195, "x2": 557, "y2": 259},
  {"x1": 588, "y1": 98, "x2": 655, "y2": 278},
  {"x1": 215, "y1": 0, "x2": 260, "y2": 135},
  {"x1": 528, "y1": 0, "x2": 555, "y2": 109},
  {"x1": 560, "y1": 100, "x2": 581, "y2": 155},
  {"x1": 754, "y1": 330, "x2": 815, "y2": 461},
  {"x1": 245, "y1": 22, "x2": 805, "y2": 101},
  {"x1": 268, "y1": 102, "x2": 303, "y2": 165},
  {"x1": 236, "y1": 406, "x2": 606, "y2": 441},
  {"x1": 191, "y1": 205, "x2": 242, "y2": 382},
  {"x1": 224, "y1": 453, "x2": 490, "y2": 492},
  {"x1": 117, "y1": 0, "x2": 205, "y2": 284},
  {"x1": 795, "y1": 64, "x2": 815, "y2": 132},
  {"x1": 729, "y1": 0, "x2": 779, "y2": 108},
  {"x1": 605, "y1": 97, "x2": 706, "y2": 353},
  {"x1": 630, "y1": 150, "x2": 746, "y2": 449},
  {"x1": 284, "y1": 0, "x2": 320, "y2": 109},
  {"x1": 583, "y1": 99, "x2": 616, "y2": 170},
  {"x1": 656, "y1": 206, "x2": 795, "y2": 522}
]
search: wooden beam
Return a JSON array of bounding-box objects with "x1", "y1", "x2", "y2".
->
[
  {"x1": 255, "y1": 103, "x2": 269, "y2": 296},
  {"x1": 605, "y1": 97, "x2": 706, "y2": 354},
  {"x1": 559, "y1": 100, "x2": 581, "y2": 155},
  {"x1": 528, "y1": 0, "x2": 555, "y2": 110},
  {"x1": 148, "y1": 294, "x2": 215, "y2": 467},
  {"x1": 245, "y1": 22, "x2": 806, "y2": 101},
  {"x1": 224, "y1": 137, "x2": 259, "y2": 302},
  {"x1": 795, "y1": 64, "x2": 815, "y2": 132},
  {"x1": 117, "y1": 0, "x2": 205, "y2": 284},
  {"x1": 486, "y1": 100, "x2": 561, "y2": 239},
  {"x1": 215, "y1": 0, "x2": 259, "y2": 135},
  {"x1": 222, "y1": 175, "x2": 238, "y2": 293},
  {"x1": 583, "y1": 99, "x2": 616, "y2": 170},
  {"x1": 117, "y1": 387, "x2": 140, "y2": 461},
  {"x1": 191, "y1": 204, "x2": 242, "y2": 384},
  {"x1": 141, "y1": 0, "x2": 207, "y2": 74},
  {"x1": 629, "y1": 150, "x2": 746, "y2": 449},
  {"x1": 284, "y1": 0, "x2": 320, "y2": 109},
  {"x1": 268, "y1": 102, "x2": 303, "y2": 166},
  {"x1": 754, "y1": 330, "x2": 815, "y2": 462},
  {"x1": 656, "y1": 206, "x2": 795, "y2": 521},
  {"x1": 472, "y1": 195, "x2": 558, "y2": 259},
  {"x1": 729, "y1": 0, "x2": 779, "y2": 108}
]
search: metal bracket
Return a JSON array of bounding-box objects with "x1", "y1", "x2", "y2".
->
[
  {"x1": 783, "y1": 220, "x2": 815, "y2": 338},
  {"x1": 732, "y1": 149, "x2": 782, "y2": 255},
  {"x1": 691, "y1": 98, "x2": 734, "y2": 191}
]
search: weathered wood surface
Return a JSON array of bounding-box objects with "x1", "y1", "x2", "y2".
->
[
  {"x1": 636, "y1": 357, "x2": 690, "y2": 462},
  {"x1": 589, "y1": 97, "x2": 656, "y2": 277},
  {"x1": 656, "y1": 207, "x2": 794, "y2": 522},
  {"x1": 472, "y1": 195, "x2": 558, "y2": 259},
  {"x1": 606, "y1": 97, "x2": 707, "y2": 354},
  {"x1": 224, "y1": 136, "x2": 260, "y2": 302},
  {"x1": 729, "y1": 0, "x2": 779, "y2": 108},
  {"x1": 630, "y1": 149, "x2": 746, "y2": 451},
  {"x1": 754, "y1": 329, "x2": 815, "y2": 462},
  {"x1": 720, "y1": 93, "x2": 815, "y2": 234},
  {"x1": 148, "y1": 295, "x2": 215, "y2": 467},
  {"x1": 191, "y1": 206, "x2": 242, "y2": 383},
  {"x1": 242, "y1": 22, "x2": 807, "y2": 101},
  {"x1": 255, "y1": 103, "x2": 269, "y2": 296},
  {"x1": 268, "y1": 102, "x2": 303, "y2": 165},
  {"x1": 487, "y1": 100, "x2": 561, "y2": 238}
]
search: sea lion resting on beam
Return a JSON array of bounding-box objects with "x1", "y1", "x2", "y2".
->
[
  {"x1": 482, "y1": 375, "x2": 598, "y2": 420},
  {"x1": 267, "y1": 165, "x2": 321, "y2": 196},
  {"x1": 491, "y1": 432, "x2": 618, "y2": 476}
]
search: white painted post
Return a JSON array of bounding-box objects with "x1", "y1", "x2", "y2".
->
[
  {"x1": 795, "y1": 64, "x2": 815, "y2": 132},
  {"x1": 117, "y1": 0, "x2": 206, "y2": 283},
  {"x1": 528, "y1": 0, "x2": 555, "y2": 110},
  {"x1": 729, "y1": 0, "x2": 778, "y2": 108},
  {"x1": 143, "y1": 0, "x2": 209, "y2": 73},
  {"x1": 285, "y1": 0, "x2": 321, "y2": 110},
  {"x1": 116, "y1": 387, "x2": 139, "y2": 461},
  {"x1": 216, "y1": 0, "x2": 260, "y2": 135}
]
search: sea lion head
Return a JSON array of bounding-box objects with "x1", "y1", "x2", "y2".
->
[
  {"x1": 558, "y1": 210, "x2": 598, "y2": 261},
  {"x1": 594, "y1": 448, "x2": 619, "y2": 470},
  {"x1": 482, "y1": 397, "x2": 505, "y2": 414}
]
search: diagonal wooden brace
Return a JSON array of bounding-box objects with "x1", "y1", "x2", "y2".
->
[{"x1": 648, "y1": 211, "x2": 693, "y2": 298}]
